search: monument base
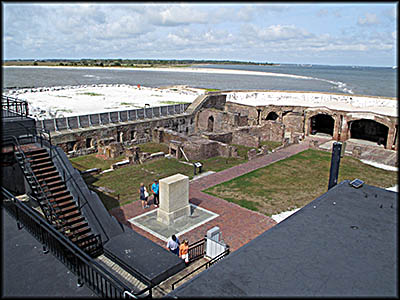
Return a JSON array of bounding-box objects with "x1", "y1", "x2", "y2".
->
[{"x1": 157, "y1": 204, "x2": 191, "y2": 226}]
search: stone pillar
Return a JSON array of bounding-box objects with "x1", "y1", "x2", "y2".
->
[
  {"x1": 157, "y1": 174, "x2": 191, "y2": 225},
  {"x1": 386, "y1": 126, "x2": 396, "y2": 150},
  {"x1": 340, "y1": 118, "x2": 350, "y2": 141}
]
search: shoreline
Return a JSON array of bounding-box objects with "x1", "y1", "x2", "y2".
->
[
  {"x1": 4, "y1": 83, "x2": 396, "y2": 120},
  {"x1": 3, "y1": 65, "x2": 397, "y2": 100}
]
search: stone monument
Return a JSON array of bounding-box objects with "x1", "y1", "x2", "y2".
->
[{"x1": 157, "y1": 174, "x2": 191, "y2": 225}]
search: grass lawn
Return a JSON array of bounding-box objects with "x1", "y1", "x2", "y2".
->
[
  {"x1": 204, "y1": 149, "x2": 397, "y2": 216},
  {"x1": 69, "y1": 142, "x2": 247, "y2": 210}
]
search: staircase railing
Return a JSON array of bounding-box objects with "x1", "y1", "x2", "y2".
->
[
  {"x1": 11, "y1": 136, "x2": 66, "y2": 231},
  {"x1": 47, "y1": 145, "x2": 110, "y2": 243},
  {"x1": 171, "y1": 245, "x2": 230, "y2": 290},
  {"x1": 6, "y1": 123, "x2": 111, "y2": 244},
  {"x1": 1, "y1": 187, "x2": 143, "y2": 298}
]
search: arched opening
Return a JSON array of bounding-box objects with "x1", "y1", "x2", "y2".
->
[
  {"x1": 207, "y1": 116, "x2": 214, "y2": 132},
  {"x1": 310, "y1": 114, "x2": 334, "y2": 136},
  {"x1": 66, "y1": 141, "x2": 76, "y2": 152},
  {"x1": 349, "y1": 119, "x2": 388, "y2": 146},
  {"x1": 266, "y1": 111, "x2": 279, "y2": 121},
  {"x1": 85, "y1": 137, "x2": 92, "y2": 148}
]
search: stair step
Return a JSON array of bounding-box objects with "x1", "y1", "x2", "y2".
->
[
  {"x1": 51, "y1": 194, "x2": 74, "y2": 203},
  {"x1": 32, "y1": 166, "x2": 57, "y2": 175},
  {"x1": 38, "y1": 175, "x2": 62, "y2": 184},
  {"x1": 46, "y1": 185, "x2": 67, "y2": 194},
  {"x1": 65, "y1": 216, "x2": 85, "y2": 226},
  {"x1": 36, "y1": 171, "x2": 59, "y2": 179},
  {"x1": 40, "y1": 180, "x2": 64, "y2": 189},
  {"x1": 31, "y1": 156, "x2": 51, "y2": 165},
  {"x1": 25, "y1": 148, "x2": 47, "y2": 156},
  {"x1": 66, "y1": 220, "x2": 89, "y2": 232},
  {"x1": 31, "y1": 161, "x2": 53, "y2": 170},
  {"x1": 70, "y1": 230, "x2": 93, "y2": 243},
  {"x1": 60, "y1": 210, "x2": 80, "y2": 219},
  {"x1": 50, "y1": 199, "x2": 75, "y2": 209},
  {"x1": 56, "y1": 203, "x2": 77, "y2": 214},
  {"x1": 49, "y1": 190, "x2": 70, "y2": 198}
]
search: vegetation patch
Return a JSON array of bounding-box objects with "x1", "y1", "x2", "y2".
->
[
  {"x1": 204, "y1": 149, "x2": 397, "y2": 216},
  {"x1": 259, "y1": 140, "x2": 282, "y2": 151},
  {"x1": 77, "y1": 92, "x2": 104, "y2": 96}
]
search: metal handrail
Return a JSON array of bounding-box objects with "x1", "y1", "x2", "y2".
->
[
  {"x1": 1, "y1": 187, "x2": 137, "y2": 298},
  {"x1": 1, "y1": 95, "x2": 29, "y2": 118},
  {"x1": 8, "y1": 123, "x2": 111, "y2": 244},
  {"x1": 171, "y1": 246, "x2": 230, "y2": 290},
  {"x1": 48, "y1": 145, "x2": 110, "y2": 243},
  {"x1": 10, "y1": 135, "x2": 65, "y2": 229}
]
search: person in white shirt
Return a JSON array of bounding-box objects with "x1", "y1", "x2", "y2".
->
[{"x1": 166, "y1": 234, "x2": 180, "y2": 255}]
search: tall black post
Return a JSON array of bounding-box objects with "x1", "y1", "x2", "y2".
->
[{"x1": 328, "y1": 142, "x2": 342, "y2": 190}]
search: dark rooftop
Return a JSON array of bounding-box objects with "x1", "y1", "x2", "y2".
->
[
  {"x1": 2, "y1": 208, "x2": 97, "y2": 297},
  {"x1": 169, "y1": 180, "x2": 398, "y2": 297}
]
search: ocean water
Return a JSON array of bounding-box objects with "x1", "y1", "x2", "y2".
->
[{"x1": 2, "y1": 64, "x2": 397, "y2": 98}]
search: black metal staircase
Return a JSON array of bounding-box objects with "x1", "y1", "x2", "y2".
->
[{"x1": 14, "y1": 143, "x2": 103, "y2": 258}]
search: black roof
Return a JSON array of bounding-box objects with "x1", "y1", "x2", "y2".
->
[
  {"x1": 169, "y1": 180, "x2": 398, "y2": 297},
  {"x1": 2, "y1": 208, "x2": 97, "y2": 297}
]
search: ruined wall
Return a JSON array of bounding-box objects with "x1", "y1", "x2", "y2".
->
[
  {"x1": 200, "y1": 94, "x2": 227, "y2": 110},
  {"x1": 195, "y1": 109, "x2": 237, "y2": 133},
  {"x1": 52, "y1": 115, "x2": 193, "y2": 153}
]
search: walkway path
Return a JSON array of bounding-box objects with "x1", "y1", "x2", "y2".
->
[{"x1": 110, "y1": 142, "x2": 310, "y2": 253}]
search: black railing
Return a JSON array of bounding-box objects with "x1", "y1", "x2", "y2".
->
[
  {"x1": 10, "y1": 135, "x2": 64, "y2": 228},
  {"x1": 48, "y1": 144, "x2": 110, "y2": 243},
  {"x1": 1, "y1": 95, "x2": 29, "y2": 118},
  {"x1": 7, "y1": 124, "x2": 111, "y2": 245},
  {"x1": 188, "y1": 238, "x2": 206, "y2": 262},
  {"x1": 1, "y1": 187, "x2": 139, "y2": 298},
  {"x1": 171, "y1": 245, "x2": 230, "y2": 290}
]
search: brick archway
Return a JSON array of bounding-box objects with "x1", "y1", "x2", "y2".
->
[{"x1": 348, "y1": 119, "x2": 389, "y2": 146}]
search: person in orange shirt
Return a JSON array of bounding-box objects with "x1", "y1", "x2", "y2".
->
[{"x1": 179, "y1": 239, "x2": 189, "y2": 265}]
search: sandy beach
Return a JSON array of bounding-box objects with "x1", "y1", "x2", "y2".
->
[{"x1": 3, "y1": 65, "x2": 397, "y2": 119}]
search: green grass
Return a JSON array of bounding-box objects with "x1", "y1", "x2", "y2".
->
[
  {"x1": 205, "y1": 88, "x2": 220, "y2": 92},
  {"x1": 259, "y1": 141, "x2": 282, "y2": 151},
  {"x1": 205, "y1": 149, "x2": 397, "y2": 216},
  {"x1": 231, "y1": 144, "x2": 254, "y2": 159},
  {"x1": 70, "y1": 154, "x2": 126, "y2": 171},
  {"x1": 137, "y1": 142, "x2": 169, "y2": 154},
  {"x1": 69, "y1": 143, "x2": 246, "y2": 210}
]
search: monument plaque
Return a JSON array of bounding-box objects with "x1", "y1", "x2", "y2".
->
[{"x1": 157, "y1": 174, "x2": 191, "y2": 225}]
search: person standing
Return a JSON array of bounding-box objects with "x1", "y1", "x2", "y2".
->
[
  {"x1": 166, "y1": 234, "x2": 180, "y2": 256},
  {"x1": 139, "y1": 182, "x2": 149, "y2": 209},
  {"x1": 179, "y1": 239, "x2": 189, "y2": 265},
  {"x1": 151, "y1": 179, "x2": 159, "y2": 207}
]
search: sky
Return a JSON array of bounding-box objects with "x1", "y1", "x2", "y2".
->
[{"x1": 2, "y1": 2, "x2": 398, "y2": 67}]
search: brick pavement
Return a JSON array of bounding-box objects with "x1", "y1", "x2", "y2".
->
[{"x1": 110, "y1": 142, "x2": 310, "y2": 252}]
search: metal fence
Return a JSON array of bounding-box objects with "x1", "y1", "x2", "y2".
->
[
  {"x1": 37, "y1": 103, "x2": 190, "y2": 132},
  {"x1": 1, "y1": 95, "x2": 29, "y2": 118},
  {"x1": 1, "y1": 187, "x2": 145, "y2": 298}
]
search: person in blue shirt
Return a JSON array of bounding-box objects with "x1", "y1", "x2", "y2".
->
[{"x1": 151, "y1": 179, "x2": 159, "y2": 207}]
